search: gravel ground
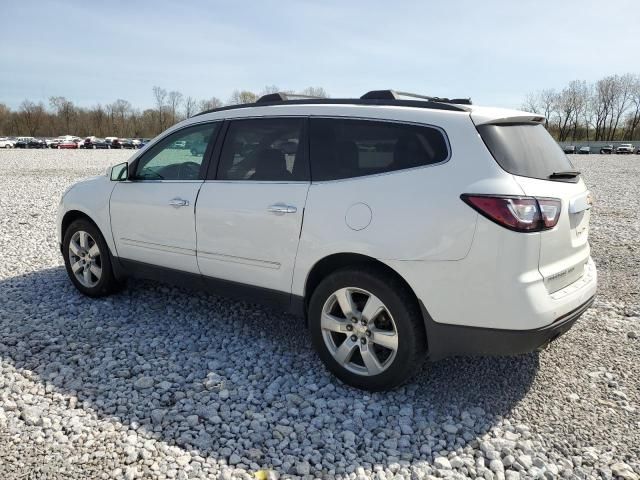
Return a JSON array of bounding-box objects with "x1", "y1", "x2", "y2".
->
[{"x1": 0, "y1": 150, "x2": 638, "y2": 480}]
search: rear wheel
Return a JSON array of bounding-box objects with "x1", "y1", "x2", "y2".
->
[
  {"x1": 63, "y1": 219, "x2": 120, "y2": 297},
  {"x1": 309, "y1": 266, "x2": 426, "y2": 390}
]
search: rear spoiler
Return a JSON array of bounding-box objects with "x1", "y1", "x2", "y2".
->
[{"x1": 470, "y1": 107, "x2": 546, "y2": 126}]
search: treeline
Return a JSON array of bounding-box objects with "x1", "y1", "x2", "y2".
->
[
  {"x1": 0, "y1": 86, "x2": 328, "y2": 138},
  {"x1": 523, "y1": 73, "x2": 640, "y2": 142}
]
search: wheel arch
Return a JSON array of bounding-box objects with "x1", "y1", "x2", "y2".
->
[
  {"x1": 60, "y1": 210, "x2": 115, "y2": 256},
  {"x1": 302, "y1": 252, "x2": 425, "y2": 330},
  {"x1": 61, "y1": 210, "x2": 98, "y2": 241}
]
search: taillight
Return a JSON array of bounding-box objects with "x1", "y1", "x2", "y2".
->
[{"x1": 461, "y1": 194, "x2": 561, "y2": 232}]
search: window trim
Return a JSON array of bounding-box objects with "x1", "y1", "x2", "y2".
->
[
  {"x1": 308, "y1": 116, "x2": 452, "y2": 184},
  {"x1": 128, "y1": 121, "x2": 222, "y2": 182},
  {"x1": 206, "y1": 116, "x2": 310, "y2": 183}
]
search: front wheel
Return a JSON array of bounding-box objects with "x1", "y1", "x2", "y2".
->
[
  {"x1": 309, "y1": 266, "x2": 426, "y2": 390},
  {"x1": 62, "y1": 219, "x2": 120, "y2": 297}
]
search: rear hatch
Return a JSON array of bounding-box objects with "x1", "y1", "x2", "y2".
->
[{"x1": 476, "y1": 121, "x2": 591, "y2": 293}]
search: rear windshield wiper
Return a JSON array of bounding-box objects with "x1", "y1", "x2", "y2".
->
[{"x1": 549, "y1": 170, "x2": 581, "y2": 179}]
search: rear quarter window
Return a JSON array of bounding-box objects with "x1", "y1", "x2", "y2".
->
[
  {"x1": 310, "y1": 118, "x2": 449, "y2": 181},
  {"x1": 477, "y1": 123, "x2": 574, "y2": 180}
]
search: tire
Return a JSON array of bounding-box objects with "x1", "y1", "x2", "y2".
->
[
  {"x1": 62, "y1": 219, "x2": 120, "y2": 297},
  {"x1": 309, "y1": 266, "x2": 426, "y2": 391}
]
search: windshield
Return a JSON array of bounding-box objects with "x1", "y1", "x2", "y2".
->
[{"x1": 477, "y1": 123, "x2": 575, "y2": 181}]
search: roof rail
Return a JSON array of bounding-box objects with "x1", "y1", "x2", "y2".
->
[
  {"x1": 361, "y1": 89, "x2": 472, "y2": 105},
  {"x1": 257, "y1": 92, "x2": 325, "y2": 103},
  {"x1": 194, "y1": 95, "x2": 472, "y2": 117}
]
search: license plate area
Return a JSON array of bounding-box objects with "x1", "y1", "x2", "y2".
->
[{"x1": 544, "y1": 259, "x2": 587, "y2": 293}]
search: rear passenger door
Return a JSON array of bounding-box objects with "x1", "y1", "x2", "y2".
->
[{"x1": 195, "y1": 117, "x2": 310, "y2": 297}]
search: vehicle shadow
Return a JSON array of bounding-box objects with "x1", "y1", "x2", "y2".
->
[{"x1": 0, "y1": 267, "x2": 539, "y2": 475}]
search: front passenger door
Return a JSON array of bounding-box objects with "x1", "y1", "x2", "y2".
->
[{"x1": 110, "y1": 122, "x2": 219, "y2": 274}]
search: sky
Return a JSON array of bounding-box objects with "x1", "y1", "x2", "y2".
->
[{"x1": 1, "y1": 0, "x2": 638, "y2": 111}]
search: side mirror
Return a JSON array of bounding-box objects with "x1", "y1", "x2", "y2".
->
[{"x1": 110, "y1": 162, "x2": 129, "y2": 181}]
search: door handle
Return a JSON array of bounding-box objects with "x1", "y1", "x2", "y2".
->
[
  {"x1": 169, "y1": 198, "x2": 190, "y2": 208},
  {"x1": 267, "y1": 203, "x2": 297, "y2": 214}
]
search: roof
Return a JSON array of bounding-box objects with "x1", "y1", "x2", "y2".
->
[
  {"x1": 193, "y1": 89, "x2": 543, "y2": 126},
  {"x1": 194, "y1": 89, "x2": 474, "y2": 117}
]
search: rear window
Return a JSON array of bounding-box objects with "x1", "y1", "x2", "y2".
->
[
  {"x1": 477, "y1": 123, "x2": 574, "y2": 180},
  {"x1": 310, "y1": 118, "x2": 449, "y2": 181}
]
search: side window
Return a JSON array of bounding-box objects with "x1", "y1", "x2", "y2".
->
[
  {"x1": 216, "y1": 118, "x2": 308, "y2": 181},
  {"x1": 134, "y1": 123, "x2": 219, "y2": 180},
  {"x1": 309, "y1": 118, "x2": 449, "y2": 181}
]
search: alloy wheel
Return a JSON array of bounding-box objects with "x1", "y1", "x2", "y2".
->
[
  {"x1": 69, "y1": 230, "x2": 102, "y2": 288},
  {"x1": 321, "y1": 287, "x2": 398, "y2": 376}
]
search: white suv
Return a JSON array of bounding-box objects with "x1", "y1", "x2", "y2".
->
[
  {"x1": 615, "y1": 144, "x2": 634, "y2": 154},
  {"x1": 0, "y1": 137, "x2": 15, "y2": 148},
  {"x1": 57, "y1": 90, "x2": 597, "y2": 390}
]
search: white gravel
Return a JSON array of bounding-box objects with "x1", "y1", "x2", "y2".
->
[{"x1": 0, "y1": 150, "x2": 638, "y2": 479}]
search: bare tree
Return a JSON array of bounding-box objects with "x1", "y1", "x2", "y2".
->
[
  {"x1": 183, "y1": 96, "x2": 198, "y2": 118},
  {"x1": 49, "y1": 96, "x2": 76, "y2": 134},
  {"x1": 538, "y1": 89, "x2": 556, "y2": 130},
  {"x1": 198, "y1": 97, "x2": 223, "y2": 112},
  {"x1": 608, "y1": 74, "x2": 634, "y2": 140},
  {"x1": 167, "y1": 90, "x2": 183, "y2": 125},
  {"x1": 153, "y1": 86, "x2": 168, "y2": 131},
  {"x1": 0, "y1": 103, "x2": 11, "y2": 135},
  {"x1": 110, "y1": 99, "x2": 132, "y2": 136},
  {"x1": 521, "y1": 92, "x2": 540, "y2": 113},
  {"x1": 566, "y1": 80, "x2": 588, "y2": 141},
  {"x1": 301, "y1": 86, "x2": 329, "y2": 98},
  {"x1": 552, "y1": 87, "x2": 579, "y2": 142},
  {"x1": 18, "y1": 100, "x2": 45, "y2": 136},
  {"x1": 228, "y1": 90, "x2": 258, "y2": 105},
  {"x1": 623, "y1": 75, "x2": 640, "y2": 140},
  {"x1": 89, "y1": 104, "x2": 106, "y2": 137},
  {"x1": 261, "y1": 85, "x2": 280, "y2": 95}
]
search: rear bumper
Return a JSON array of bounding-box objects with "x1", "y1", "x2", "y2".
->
[{"x1": 421, "y1": 295, "x2": 595, "y2": 361}]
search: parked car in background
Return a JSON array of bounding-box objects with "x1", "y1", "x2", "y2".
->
[
  {"x1": 599, "y1": 145, "x2": 614, "y2": 154},
  {"x1": 81, "y1": 137, "x2": 110, "y2": 149},
  {"x1": 615, "y1": 144, "x2": 634, "y2": 154},
  {"x1": 105, "y1": 138, "x2": 121, "y2": 149},
  {"x1": 0, "y1": 137, "x2": 15, "y2": 148},
  {"x1": 578, "y1": 146, "x2": 590, "y2": 155},
  {"x1": 172, "y1": 140, "x2": 187, "y2": 149},
  {"x1": 15, "y1": 137, "x2": 45, "y2": 148},
  {"x1": 57, "y1": 90, "x2": 597, "y2": 390},
  {"x1": 119, "y1": 138, "x2": 136, "y2": 149},
  {"x1": 190, "y1": 142, "x2": 207, "y2": 156},
  {"x1": 636, "y1": 147, "x2": 640, "y2": 154},
  {"x1": 58, "y1": 139, "x2": 79, "y2": 149},
  {"x1": 563, "y1": 145, "x2": 576, "y2": 154}
]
